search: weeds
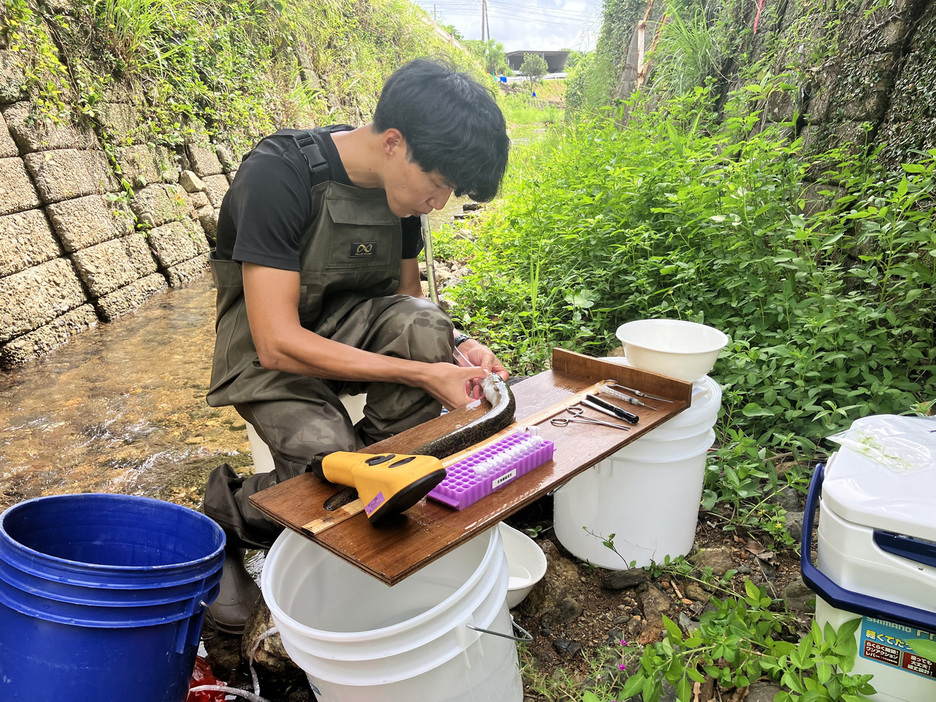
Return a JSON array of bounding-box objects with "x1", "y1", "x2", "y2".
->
[
  {"x1": 439, "y1": 81, "x2": 936, "y2": 458},
  {"x1": 607, "y1": 586, "x2": 875, "y2": 702},
  {"x1": 2, "y1": 0, "x2": 486, "y2": 155},
  {"x1": 437, "y1": 76, "x2": 934, "y2": 702}
]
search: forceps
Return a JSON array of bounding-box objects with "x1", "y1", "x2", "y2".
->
[{"x1": 550, "y1": 406, "x2": 631, "y2": 430}]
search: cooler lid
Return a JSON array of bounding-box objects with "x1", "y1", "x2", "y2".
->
[{"x1": 822, "y1": 415, "x2": 936, "y2": 541}]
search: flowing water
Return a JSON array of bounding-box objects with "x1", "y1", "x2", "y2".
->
[
  {"x1": 0, "y1": 276, "x2": 250, "y2": 513},
  {"x1": 0, "y1": 201, "x2": 471, "y2": 514}
]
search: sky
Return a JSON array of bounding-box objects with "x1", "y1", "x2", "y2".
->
[{"x1": 413, "y1": 0, "x2": 602, "y2": 54}]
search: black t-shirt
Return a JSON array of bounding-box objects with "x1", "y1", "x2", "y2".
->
[{"x1": 214, "y1": 126, "x2": 423, "y2": 269}]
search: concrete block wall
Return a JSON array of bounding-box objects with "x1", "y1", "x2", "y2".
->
[
  {"x1": 612, "y1": 0, "x2": 936, "y2": 178},
  {"x1": 876, "y1": 0, "x2": 936, "y2": 168},
  {"x1": 0, "y1": 59, "x2": 238, "y2": 367}
]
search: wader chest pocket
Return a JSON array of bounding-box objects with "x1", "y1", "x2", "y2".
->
[{"x1": 324, "y1": 197, "x2": 400, "y2": 271}]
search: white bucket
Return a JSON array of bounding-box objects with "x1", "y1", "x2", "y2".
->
[
  {"x1": 499, "y1": 523, "x2": 547, "y2": 608},
  {"x1": 247, "y1": 393, "x2": 366, "y2": 475},
  {"x1": 554, "y1": 374, "x2": 721, "y2": 569},
  {"x1": 261, "y1": 526, "x2": 523, "y2": 702},
  {"x1": 245, "y1": 421, "x2": 276, "y2": 475}
]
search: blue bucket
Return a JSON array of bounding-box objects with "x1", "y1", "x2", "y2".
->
[{"x1": 0, "y1": 493, "x2": 225, "y2": 701}]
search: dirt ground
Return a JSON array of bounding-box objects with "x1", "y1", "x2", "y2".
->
[{"x1": 506, "y1": 496, "x2": 804, "y2": 701}]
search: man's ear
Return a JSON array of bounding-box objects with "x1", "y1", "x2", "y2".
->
[{"x1": 381, "y1": 128, "x2": 405, "y2": 157}]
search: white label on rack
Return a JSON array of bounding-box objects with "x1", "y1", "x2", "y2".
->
[{"x1": 493, "y1": 469, "x2": 517, "y2": 490}]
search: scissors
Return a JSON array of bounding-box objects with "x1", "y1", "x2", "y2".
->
[{"x1": 550, "y1": 406, "x2": 631, "y2": 430}]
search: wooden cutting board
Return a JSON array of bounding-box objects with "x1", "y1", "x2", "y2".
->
[{"x1": 250, "y1": 349, "x2": 692, "y2": 584}]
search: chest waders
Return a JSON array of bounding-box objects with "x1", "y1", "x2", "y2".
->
[
  {"x1": 205, "y1": 180, "x2": 455, "y2": 549},
  {"x1": 208, "y1": 180, "x2": 404, "y2": 405}
]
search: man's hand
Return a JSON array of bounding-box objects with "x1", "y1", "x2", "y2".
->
[
  {"x1": 423, "y1": 362, "x2": 493, "y2": 410},
  {"x1": 452, "y1": 337, "x2": 509, "y2": 400},
  {"x1": 453, "y1": 338, "x2": 509, "y2": 381}
]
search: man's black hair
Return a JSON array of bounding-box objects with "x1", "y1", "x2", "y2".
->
[{"x1": 373, "y1": 58, "x2": 509, "y2": 202}]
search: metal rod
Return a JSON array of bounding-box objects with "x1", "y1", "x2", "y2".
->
[
  {"x1": 420, "y1": 214, "x2": 441, "y2": 307},
  {"x1": 468, "y1": 618, "x2": 533, "y2": 643}
]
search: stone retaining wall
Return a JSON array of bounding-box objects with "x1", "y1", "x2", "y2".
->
[
  {"x1": 782, "y1": 0, "x2": 936, "y2": 171},
  {"x1": 616, "y1": 0, "x2": 935, "y2": 175},
  {"x1": 0, "y1": 64, "x2": 237, "y2": 367}
]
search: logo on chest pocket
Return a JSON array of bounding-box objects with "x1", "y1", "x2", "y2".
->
[{"x1": 349, "y1": 241, "x2": 378, "y2": 258}]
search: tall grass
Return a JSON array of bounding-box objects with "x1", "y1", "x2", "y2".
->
[
  {"x1": 646, "y1": 5, "x2": 722, "y2": 97},
  {"x1": 439, "y1": 82, "x2": 936, "y2": 456},
  {"x1": 499, "y1": 91, "x2": 564, "y2": 126},
  {"x1": 91, "y1": 0, "x2": 191, "y2": 73}
]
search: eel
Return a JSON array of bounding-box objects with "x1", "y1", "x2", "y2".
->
[{"x1": 411, "y1": 374, "x2": 516, "y2": 460}]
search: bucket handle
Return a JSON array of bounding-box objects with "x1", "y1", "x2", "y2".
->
[
  {"x1": 467, "y1": 616, "x2": 533, "y2": 643},
  {"x1": 801, "y1": 463, "x2": 936, "y2": 633},
  {"x1": 201, "y1": 601, "x2": 219, "y2": 641}
]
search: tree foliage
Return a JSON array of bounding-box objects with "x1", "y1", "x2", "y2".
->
[
  {"x1": 464, "y1": 39, "x2": 509, "y2": 76},
  {"x1": 520, "y1": 53, "x2": 549, "y2": 83}
]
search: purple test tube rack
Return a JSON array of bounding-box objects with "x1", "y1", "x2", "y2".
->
[{"x1": 427, "y1": 431, "x2": 555, "y2": 510}]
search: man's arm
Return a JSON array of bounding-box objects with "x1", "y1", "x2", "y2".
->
[
  {"x1": 395, "y1": 257, "x2": 423, "y2": 297},
  {"x1": 395, "y1": 258, "x2": 509, "y2": 382},
  {"x1": 243, "y1": 262, "x2": 487, "y2": 409}
]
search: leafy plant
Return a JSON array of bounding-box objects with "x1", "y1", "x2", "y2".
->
[
  {"x1": 440, "y1": 81, "x2": 936, "y2": 459},
  {"x1": 586, "y1": 582, "x2": 875, "y2": 702},
  {"x1": 2, "y1": 0, "x2": 72, "y2": 122},
  {"x1": 520, "y1": 53, "x2": 549, "y2": 83},
  {"x1": 907, "y1": 638, "x2": 936, "y2": 665}
]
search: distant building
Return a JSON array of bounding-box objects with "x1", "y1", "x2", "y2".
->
[{"x1": 506, "y1": 50, "x2": 570, "y2": 73}]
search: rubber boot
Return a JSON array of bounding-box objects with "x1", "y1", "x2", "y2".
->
[{"x1": 208, "y1": 546, "x2": 261, "y2": 636}]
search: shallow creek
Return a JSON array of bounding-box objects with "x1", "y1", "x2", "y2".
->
[{"x1": 0, "y1": 200, "x2": 469, "y2": 513}]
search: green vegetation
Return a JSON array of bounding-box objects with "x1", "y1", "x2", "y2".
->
[
  {"x1": 565, "y1": 0, "x2": 643, "y2": 111},
  {"x1": 1, "y1": 0, "x2": 486, "y2": 155},
  {"x1": 499, "y1": 92, "x2": 563, "y2": 131},
  {"x1": 439, "y1": 46, "x2": 933, "y2": 702},
  {"x1": 579, "y1": 587, "x2": 875, "y2": 702},
  {"x1": 4, "y1": 0, "x2": 933, "y2": 698},
  {"x1": 442, "y1": 79, "x2": 935, "y2": 457},
  {"x1": 520, "y1": 53, "x2": 549, "y2": 83},
  {"x1": 464, "y1": 38, "x2": 509, "y2": 76},
  {"x1": 645, "y1": 5, "x2": 721, "y2": 98}
]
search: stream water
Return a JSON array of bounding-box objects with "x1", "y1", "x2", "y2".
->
[{"x1": 0, "y1": 200, "x2": 470, "y2": 514}]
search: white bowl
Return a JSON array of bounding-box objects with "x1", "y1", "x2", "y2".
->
[
  {"x1": 498, "y1": 523, "x2": 547, "y2": 608},
  {"x1": 615, "y1": 319, "x2": 728, "y2": 382}
]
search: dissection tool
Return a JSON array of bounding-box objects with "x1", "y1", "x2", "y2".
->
[
  {"x1": 583, "y1": 394, "x2": 640, "y2": 424},
  {"x1": 320, "y1": 452, "x2": 447, "y2": 524},
  {"x1": 607, "y1": 383, "x2": 673, "y2": 403},
  {"x1": 598, "y1": 382, "x2": 658, "y2": 410},
  {"x1": 550, "y1": 406, "x2": 631, "y2": 431}
]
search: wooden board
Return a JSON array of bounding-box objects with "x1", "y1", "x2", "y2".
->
[{"x1": 250, "y1": 349, "x2": 692, "y2": 584}]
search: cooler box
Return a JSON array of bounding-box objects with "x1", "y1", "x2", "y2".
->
[{"x1": 801, "y1": 415, "x2": 936, "y2": 702}]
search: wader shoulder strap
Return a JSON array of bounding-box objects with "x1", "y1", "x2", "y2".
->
[
  {"x1": 280, "y1": 129, "x2": 330, "y2": 186},
  {"x1": 243, "y1": 128, "x2": 332, "y2": 186}
]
